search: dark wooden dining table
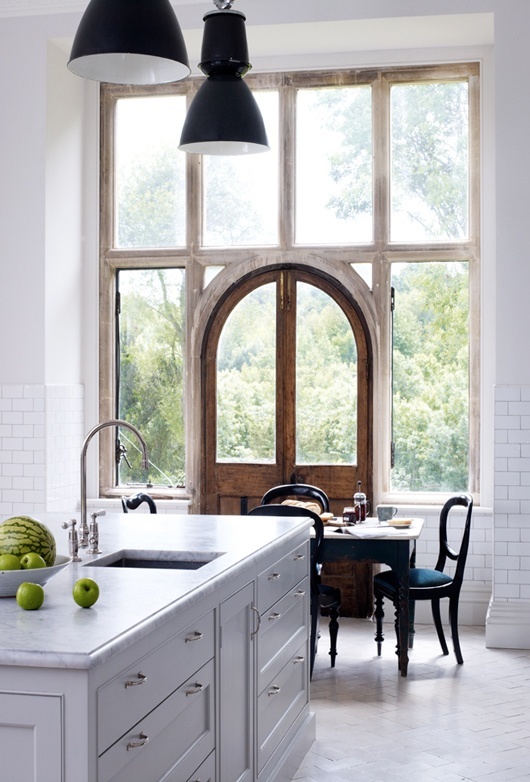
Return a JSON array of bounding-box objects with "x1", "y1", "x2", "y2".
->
[{"x1": 314, "y1": 518, "x2": 425, "y2": 676}]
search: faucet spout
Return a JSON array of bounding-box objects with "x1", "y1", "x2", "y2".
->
[{"x1": 80, "y1": 419, "x2": 149, "y2": 541}]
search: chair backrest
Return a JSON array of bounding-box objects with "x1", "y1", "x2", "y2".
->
[
  {"x1": 121, "y1": 492, "x2": 157, "y2": 514},
  {"x1": 435, "y1": 493, "x2": 473, "y2": 586},
  {"x1": 247, "y1": 503, "x2": 324, "y2": 579},
  {"x1": 261, "y1": 483, "x2": 330, "y2": 514}
]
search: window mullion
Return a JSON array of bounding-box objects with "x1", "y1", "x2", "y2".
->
[
  {"x1": 373, "y1": 72, "x2": 390, "y2": 251},
  {"x1": 280, "y1": 78, "x2": 295, "y2": 248}
]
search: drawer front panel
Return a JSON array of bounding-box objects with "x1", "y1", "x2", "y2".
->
[
  {"x1": 185, "y1": 750, "x2": 216, "y2": 782},
  {"x1": 98, "y1": 659, "x2": 215, "y2": 782},
  {"x1": 258, "y1": 578, "x2": 309, "y2": 695},
  {"x1": 257, "y1": 641, "x2": 308, "y2": 774},
  {"x1": 98, "y1": 609, "x2": 215, "y2": 753},
  {"x1": 258, "y1": 540, "x2": 309, "y2": 613}
]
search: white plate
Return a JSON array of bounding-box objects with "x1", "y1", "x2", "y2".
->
[{"x1": 0, "y1": 554, "x2": 71, "y2": 597}]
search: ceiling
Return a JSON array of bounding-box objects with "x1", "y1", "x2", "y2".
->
[{"x1": 1, "y1": 1, "x2": 493, "y2": 70}]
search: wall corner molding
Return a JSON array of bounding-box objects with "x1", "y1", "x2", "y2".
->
[{"x1": 485, "y1": 598, "x2": 530, "y2": 650}]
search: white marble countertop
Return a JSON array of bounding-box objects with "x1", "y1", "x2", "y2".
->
[{"x1": 0, "y1": 512, "x2": 310, "y2": 670}]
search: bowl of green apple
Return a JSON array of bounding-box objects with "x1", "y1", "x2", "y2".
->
[{"x1": 0, "y1": 553, "x2": 71, "y2": 597}]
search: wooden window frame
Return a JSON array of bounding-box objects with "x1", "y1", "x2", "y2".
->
[{"x1": 99, "y1": 62, "x2": 480, "y2": 506}]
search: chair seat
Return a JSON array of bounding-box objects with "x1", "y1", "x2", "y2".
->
[
  {"x1": 375, "y1": 567, "x2": 453, "y2": 592},
  {"x1": 318, "y1": 583, "x2": 341, "y2": 609}
]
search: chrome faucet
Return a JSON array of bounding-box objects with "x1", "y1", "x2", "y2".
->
[{"x1": 80, "y1": 419, "x2": 149, "y2": 543}]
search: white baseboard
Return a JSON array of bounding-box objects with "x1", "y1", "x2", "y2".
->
[{"x1": 485, "y1": 598, "x2": 530, "y2": 649}]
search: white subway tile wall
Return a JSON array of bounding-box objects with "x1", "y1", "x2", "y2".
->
[
  {"x1": 46, "y1": 385, "x2": 84, "y2": 512},
  {"x1": 0, "y1": 384, "x2": 84, "y2": 516},
  {"x1": 494, "y1": 385, "x2": 530, "y2": 600}
]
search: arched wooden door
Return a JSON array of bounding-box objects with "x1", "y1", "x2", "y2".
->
[{"x1": 202, "y1": 267, "x2": 372, "y2": 516}]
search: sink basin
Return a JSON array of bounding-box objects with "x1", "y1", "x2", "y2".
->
[{"x1": 86, "y1": 549, "x2": 225, "y2": 570}]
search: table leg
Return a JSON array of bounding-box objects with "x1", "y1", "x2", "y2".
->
[{"x1": 396, "y1": 542, "x2": 411, "y2": 677}]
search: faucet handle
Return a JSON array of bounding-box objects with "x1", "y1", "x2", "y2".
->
[
  {"x1": 62, "y1": 519, "x2": 82, "y2": 562},
  {"x1": 88, "y1": 510, "x2": 105, "y2": 555}
]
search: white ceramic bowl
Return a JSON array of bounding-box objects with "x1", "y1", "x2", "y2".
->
[{"x1": 0, "y1": 554, "x2": 71, "y2": 597}]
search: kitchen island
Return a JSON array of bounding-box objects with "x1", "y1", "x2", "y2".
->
[{"x1": 0, "y1": 512, "x2": 315, "y2": 782}]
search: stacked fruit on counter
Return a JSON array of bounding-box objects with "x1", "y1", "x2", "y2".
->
[{"x1": 0, "y1": 515, "x2": 99, "y2": 610}]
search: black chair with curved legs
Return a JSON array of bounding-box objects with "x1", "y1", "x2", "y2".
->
[
  {"x1": 254, "y1": 483, "x2": 342, "y2": 674},
  {"x1": 374, "y1": 493, "x2": 473, "y2": 666},
  {"x1": 121, "y1": 492, "x2": 157, "y2": 514}
]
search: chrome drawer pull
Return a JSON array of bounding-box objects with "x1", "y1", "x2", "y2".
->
[
  {"x1": 293, "y1": 655, "x2": 305, "y2": 664},
  {"x1": 268, "y1": 572, "x2": 281, "y2": 581},
  {"x1": 293, "y1": 553, "x2": 305, "y2": 560},
  {"x1": 268, "y1": 685, "x2": 281, "y2": 696},
  {"x1": 251, "y1": 604, "x2": 261, "y2": 639},
  {"x1": 294, "y1": 589, "x2": 305, "y2": 598},
  {"x1": 268, "y1": 611, "x2": 282, "y2": 621},
  {"x1": 125, "y1": 672, "x2": 147, "y2": 688},
  {"x1": 185, "y1": 630, "x2": 204, "y2": 643},
  {"x1": 127, "y1": 732, "x2": 149, "y2": 750},
  {"x1": 186, "y1": 682, "x2": 205, "y2": 696}
]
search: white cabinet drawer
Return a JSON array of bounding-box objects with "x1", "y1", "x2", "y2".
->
[
  {"x1": 257, "y1": 577, "x2": 309, "y2": 695},
  {"x1": 98, "y1": 609, "x2": 215, "y2": 754},
  {"x1": 258, "y1": 541, "x2": 309, "y2": 613},
  {"x1": 98, "y1": 658, "x2": 215, "y2": 782},
  {"x1": 257, "y1": 641, "x2": 308, "y2": 774},
  {"x1": 184, "y1": 750, "x2": 215, "y2": 782}
]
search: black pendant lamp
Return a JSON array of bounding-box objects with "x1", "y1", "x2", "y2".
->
[
  {"x1": 68, "y1": 0, "x2": 190, "y2": 85},
  {"x1": 179, "y1": 3, "x2": 269, "y2": 155}
]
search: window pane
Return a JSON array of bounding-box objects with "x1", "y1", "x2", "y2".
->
[
  {"x1": 296, "y1": 86, "x2": 372, "y2": 245},
  {"x1": 203, "y1": 91, "x2": 279, "y2": 247},
  {"x1": 296, "y1": 283, "x2": 357, "y2": 464},
  {"x1": 216, "y1": 284, "x2": 276, "y2": 462},
  {"x1": 391, "y1": 81, "x2": 469, "y2": 242},
  {"x1": 118, "y1": 269, "x2": 186, "y2": 487},
  {"x1": 115, "y1": 95, "x2": 187, "y2": 248},
  {"x1": 391, "y1": 261, "x2": 469, "y2": 492}
]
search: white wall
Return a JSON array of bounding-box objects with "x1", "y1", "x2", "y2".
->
[{"x1": 1, "y1": 0, "x2": 530, "y2": 643}]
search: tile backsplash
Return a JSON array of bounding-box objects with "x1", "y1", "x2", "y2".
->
[
  {"x1": 0, "y1": 384, "x2": 83, "y2": 515},
  {"x1": 494, "y1": 385, "x2": 530, "y2": 600}
]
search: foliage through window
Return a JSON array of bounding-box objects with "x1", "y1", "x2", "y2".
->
[
  {"x1": 117, "y1": 269, "x2": 186, "y2": 488},
  {"x1": 101, "y1": 62, "x2": 480, "y2": 499}
]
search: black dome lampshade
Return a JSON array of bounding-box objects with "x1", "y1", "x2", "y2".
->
[
  {"x1": 179, "y1": 8, "x2": 270, "y2": 155},
  {"x1": 68, "y1": 0, "x2": 190, "y2": 85}
]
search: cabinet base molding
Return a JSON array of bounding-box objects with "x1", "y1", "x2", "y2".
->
[{"x1": 259, "y1": 710, "x2": 315, "y2": 782}]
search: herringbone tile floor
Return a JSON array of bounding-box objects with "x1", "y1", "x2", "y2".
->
[{"x1": 294, "y1": 619, "x2": 530, "y2": 781}]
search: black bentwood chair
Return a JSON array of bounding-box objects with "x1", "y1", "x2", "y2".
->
[
  {"x1": 121, "y1": 492, "x2": 157, "y2": 514},
  {"x1": 373, "y1": 493, "x2": 473, "y2": 665},
  {"x1": 255, "y1": 483, "x2": 342, "y2": 673},
  {"x1": 261, "y1": 483, "x2": 330, "y2": 515}
]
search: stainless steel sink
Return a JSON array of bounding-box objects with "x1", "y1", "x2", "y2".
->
[{"x1": 86, "y1": 549, "x2": 225, "y2": 570}]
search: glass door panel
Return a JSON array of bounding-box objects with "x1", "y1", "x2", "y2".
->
[
  {"x1": 295, "y1": 282, "x2": 357, "y2": 465},
  {"x1": 216, "y1": 283, "x2": 276, "y2": 463}
]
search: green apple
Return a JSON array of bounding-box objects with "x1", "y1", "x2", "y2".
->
[
  {"x1": 20, "y1": 552, "x2": 47, "y2": 570},
  {"x1": 16, "y1": 582, "x2": 45, "y2": 610},
  {"x1": 73, "y1": 578, "x2": 100, "y2": 608},
  {"x1": 0, "y1": 553, "x2": 22, "y2": 571}
]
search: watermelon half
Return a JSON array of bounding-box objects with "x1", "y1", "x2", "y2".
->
[{"x1": 0, "y1": 516, "x2": 56, "y2": 567}]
